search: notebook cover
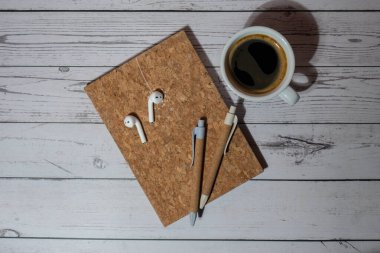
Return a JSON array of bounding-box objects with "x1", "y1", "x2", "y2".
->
[{"x1": 85, "y1": 31, "x2": 263, "y2": 226}]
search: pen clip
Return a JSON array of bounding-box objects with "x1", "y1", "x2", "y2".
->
[
  {"x1": 224, "y1": 115, "x2": 238, "y2": 155},
  {"x1": 191, "y1": 128, "x2": 196, "y2": 167},
  {"x1": 191, "y1": 120, "x2": 206, "y2": 167}
]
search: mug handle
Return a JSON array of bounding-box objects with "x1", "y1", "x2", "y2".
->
[{"x1": 279, "y1": 86, "x2": 300, "y2": 106}]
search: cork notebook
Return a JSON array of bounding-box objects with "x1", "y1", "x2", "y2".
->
[{"x1": 85, "y1": 31, "x2": 263, "y2": 226}]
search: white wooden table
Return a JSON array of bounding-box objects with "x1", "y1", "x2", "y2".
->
[{"x1": 1, "y1": 1, "x2": 380, "y2": 252}]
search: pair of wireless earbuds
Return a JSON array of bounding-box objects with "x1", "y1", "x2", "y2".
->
[{"x1": 123, "y1": 90, "x2": 164, "y2": 144}]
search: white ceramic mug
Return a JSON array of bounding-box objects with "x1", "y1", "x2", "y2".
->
[{"x1": 221, "y1": 26, "x2": 300, "y2": 105}]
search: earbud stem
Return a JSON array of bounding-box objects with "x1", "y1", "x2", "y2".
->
[
  {"x1": 148, "y1": 100, "x2": 154, "y2": 123},
  {"x1": 135, "y1": 121, "x2": 147, "y2": 144}
]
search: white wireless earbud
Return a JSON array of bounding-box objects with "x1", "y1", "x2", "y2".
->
[
  {"x1": 124, "y1": 115, "x2": 147, "y2": 144},
  {"x1": 148, "y1": 90, "x2": 164, "y2": 123}
]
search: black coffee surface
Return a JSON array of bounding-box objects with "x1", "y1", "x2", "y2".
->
[{"x1": 230, "y1": 39, "x2": 280, "y2": 92}]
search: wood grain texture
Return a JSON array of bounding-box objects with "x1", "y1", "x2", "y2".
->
[
  {"x1": 0, "y1": 12, "x2": 379, "y2": 67},
  {"x1": 1, "y1": 0, "x2": 380, "y2": 11},
  {"x1": 1, "y1": 66, "x2": 379, "y2": 123},
  {"x1": 0, "y1": 179, "x2": 379, "y2": 239},
  {"x1": 1, "y1": 123, "x2": 379, "y2": 180},
  {"x1": 1, "y1": 239, "x2": 379, "y2": 253},
  {"x1": 0, "y1": 0, "x2": 379, "y2": 249}
]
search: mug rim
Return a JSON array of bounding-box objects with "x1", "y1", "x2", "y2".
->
[{"x1": 220, "y1": 26, "x2": 295, "y2": 101}]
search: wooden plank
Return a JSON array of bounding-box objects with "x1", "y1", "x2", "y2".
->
[
  {"x1": 1, "y1": 0, "x2": 379, "y2": 11},
  {"x1": 0, "y1": 179, "x2": 379, "y2": 239},
  {"x1": 1, "y1": 239, "x2": 379, "y2": 253},
  {"x1": 1, "y1": 123, "x2": 379, "y2": 180},
  {"x1": 0, "y1": 12, "x2": 379, "y2": 67},
  {"x1": 1, "y1": 66, "x2": 379, "y2": 123}
]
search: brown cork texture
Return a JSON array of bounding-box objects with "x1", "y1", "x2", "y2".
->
[
  {"x1": 84, "y1": 31, "x2": 263, "y2": 226},
  {"x1": 191, "y1": 138, "x2": 205, "y2": 213}
]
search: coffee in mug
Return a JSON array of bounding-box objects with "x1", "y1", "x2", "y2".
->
[
  {"x1": 221, "y1": 26, "x2": 300, "y2": 105},
  {"x1": 227, "y1": 34, "x2": 287, "y2": 95}
]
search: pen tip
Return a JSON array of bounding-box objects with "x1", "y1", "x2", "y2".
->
[
  {"x1": 189, "y1": 212, "x2": 196, "y2": 226},
  {"x1": 199, "y1": 195, "x2": 208, "y2": 209}
]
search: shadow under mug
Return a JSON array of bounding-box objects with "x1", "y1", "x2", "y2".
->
[{"x1": 220, "y1": 26, "x2": 300, "y2": 105}]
